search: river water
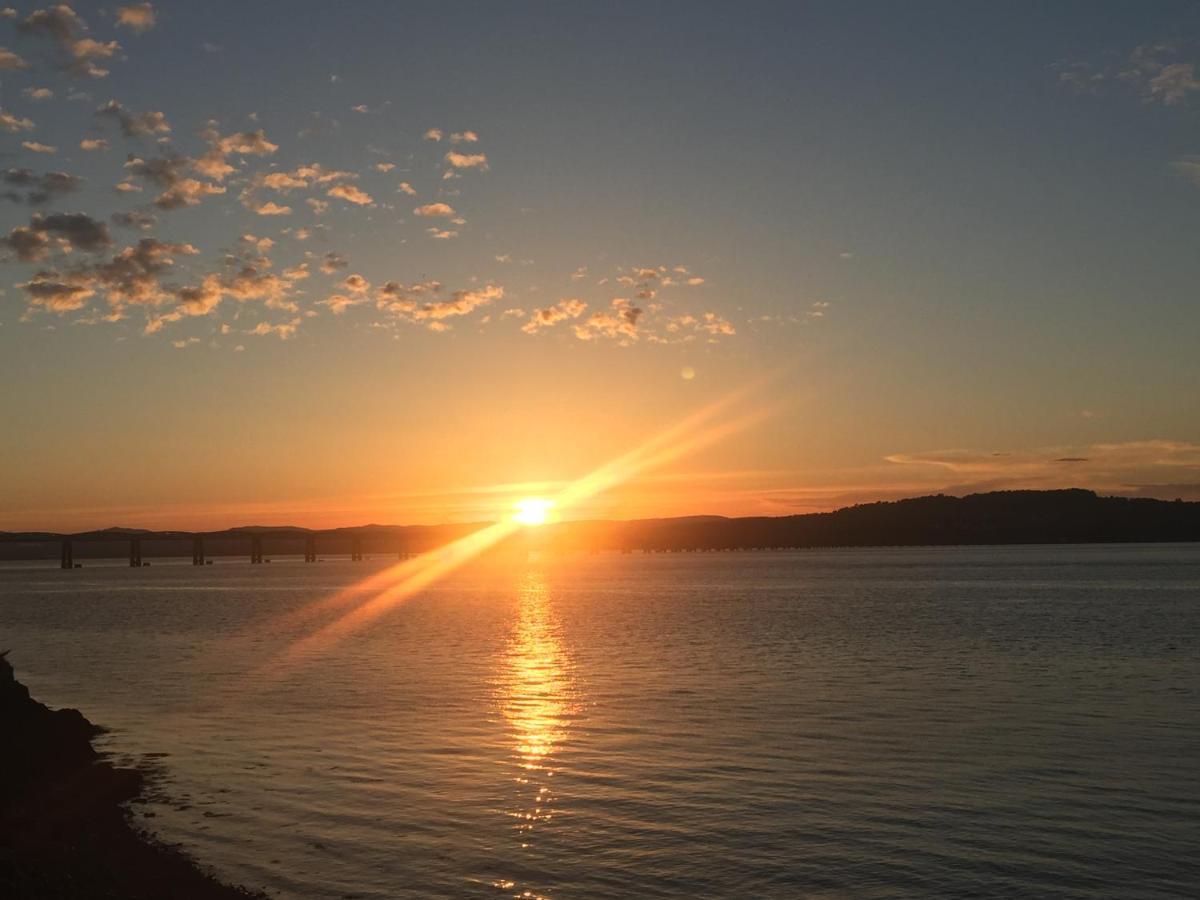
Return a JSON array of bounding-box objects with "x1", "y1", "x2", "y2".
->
[{"x1": 2, "y1": 544, "x2": 1198, "y2": 898}]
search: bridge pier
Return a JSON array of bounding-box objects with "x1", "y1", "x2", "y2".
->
[
  {"x1": 129, "y1": 537, "x2": 142, "y2": 568},
  {"x1": 304, "y1": 535, "x2": 317, "y2": 562},
  {"x1": 250, "y1": 535, "x2": 263, "y2": 564},
  {"x1": 192, "y1": 537, "x2": 205, "y2": 566},
  {"x1": 60, "y1": 539, "x2": 73, "y2": 569}
]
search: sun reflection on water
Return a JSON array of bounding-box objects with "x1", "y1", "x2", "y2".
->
[{"x1": 494, "y1": 570, "x2": 577, "y2": 896}]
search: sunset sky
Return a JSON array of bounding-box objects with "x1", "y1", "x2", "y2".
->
[{"x1": 2, "y1": 1, "x2": 1199, "y2": 531}]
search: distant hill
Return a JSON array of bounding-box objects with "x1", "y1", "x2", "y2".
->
[
  {"x1": 1, "y1": 490, "x2": 1197, "y2": 560},
  {"x1": 579, "y1": 489, "x2": 1200, "y2": 550}
]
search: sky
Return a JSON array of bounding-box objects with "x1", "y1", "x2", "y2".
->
[{"x1": 2, "y1": 1, "x2": 1199, "y2": 531}]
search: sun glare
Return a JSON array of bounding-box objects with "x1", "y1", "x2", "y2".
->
[{"x1": 513, "y1": 497, "x2": 554, "y2": 526}]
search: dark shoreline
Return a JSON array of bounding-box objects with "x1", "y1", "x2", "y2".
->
[{"x1": 0, "y1": 652, "x2": 262, "y2": 899}]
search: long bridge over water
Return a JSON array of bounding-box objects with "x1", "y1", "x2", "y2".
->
[{"x1": 0, "y1": 527, "x2": 427, "y2": 569}]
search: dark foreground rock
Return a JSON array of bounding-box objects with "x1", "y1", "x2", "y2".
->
[{"x1": 0, "y1": 652, "x2": 263, "y2": 899}]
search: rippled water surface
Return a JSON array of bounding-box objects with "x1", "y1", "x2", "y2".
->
[{"x1": 2, "y1": 544, "x2": 1198, "y2": 898}]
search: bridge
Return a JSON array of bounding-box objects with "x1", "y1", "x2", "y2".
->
[{"x1": 0, "y1": 526, "x2": 430, "y2": 569}]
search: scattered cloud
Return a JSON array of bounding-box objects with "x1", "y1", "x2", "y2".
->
[
  {"x1": 320, "y1": 251, "x2": 348, "y2": 273},
  {"x1": 115, "y1": 3, "x2": 157, "y2": 33},
  {"x1": 1, "y1": 168, "x2": 82, "y2": 204},
  {"x1": 2, "y1": 211, "x2": 113, "y2": 262},
  {"x1": 0, "y1": 108, "x2": 35, "y2": 133},
  {"x1": 521, "y1": 298, "x2": 587, "y2": 333},
  {"x1": 194, "y1": 125, "x2": 278, "y2": 180},
  {"x1": 444, "y1": 150, "x2": 489, "y2": 171},
  {"x1": 413, "y1": 202, "x2": 455, "y2": 217},
  {"x1": 327, "y1": 183, "x2": 373, "y2": 205},
  {"x1": 21, "y1": 141, "x2": 57, "y2": 154},
  {"x1": 0, "y1": 46, "x2": 27, "y2": 69},
  {"x1": 96, "y1": 100, "x2": 171, "y2": 137},
  {"x1": 573, "y1": 298, "x2": 642, "y2": 343},
  {"x1": 18, "y1": 5, "x2": 121, "y2": 78}
]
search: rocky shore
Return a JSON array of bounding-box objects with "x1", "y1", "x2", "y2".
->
[{"x1": 0, "y1": 652, "x2": 262, "y2": 899}]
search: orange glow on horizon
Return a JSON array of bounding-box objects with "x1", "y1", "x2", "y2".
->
[{"x1": 249, "y1": 380, "x2": 776, "y2": 679}]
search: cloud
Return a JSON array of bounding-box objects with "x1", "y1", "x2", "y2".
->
[
  {"x1": 664, "y1": 312, "x2": 736, "y2": 337},
  {"x1": 0, "y1": 108, "x2": 35, "y2": 132},
  {"x1": 1147, "y1": 63, "x2": 1200, "y2": 105},
  {"x1": 22, "y1": 86, "x2": 53, "y2": 100},
  {"x1": 110, "y1": 210, "x2": 156, "y2": 231},
  {"x1": 411, "y1": 284, "x2": 502, "y2": 323},
  {"x1": 449, "y1": 131, "x2": 478, "y2": 143},
  {"x1": 21, "y1": 141, "x2": 57, "y2": 154},
  {"x1": 326, "y1": 183, "x2": 373, "y2": 205},
  {"x1": 397, "y1": 181, "x2": 417, "y2": 196},
  {"x1": 1172, "y1": 156, "x2": 1200, "y2": 186},
  {"x1": 154, "y1": 177, "x2": 226, "y2": 210},
  {"x1": 222, "y1": 266, "x2": 301, "y2": 309},
  {"x1": 1117, "y1": 44, "x2": 1200, "y2": 106},
  {"x1": 413, "y1": 202, "x2": 455, "y2": 217},
  {"x1": 19, "y1": 5, "x2": 120, "y2": 78},
  {"x1": 20, "y1": 237, "x2": 197, "y2": 314},
  {"x1": 1, "y1": 168, "x2": 82, "y2": 204},
  {"x1": 0, "y1": 46, "x2": 27, "y2": 69},
  {"x1": 2, "y1": 211, "x2": 112, "y2": 261},
  {"x1": 124, "y1": 155, "x2": 226, "y2": 209},
  {"x1": 423, "y1": 128, "x2": 443, "y2": 141},
  {"x1": 375, "y1": 279, "x2": 439, "y2": 314},
  {"x1": 96, "y1": 100, "x2": 171, "y2": 137},
  {"x1": 425, "y1": 227, "x2": 458, "y2": 240},
  {"x1": 444, "y1": 150, "x2": 489, "y2": 171},
  {"x1": 80, "y1": 138, "x2": 107, "y2": 151},
  {"x1": 521, "y1": 298, "x2": 587, "y2": 333},
  {"x1": 373, "y1": 282, "x2": 502, "y2": 328},
  {"x1": 886, "y1": 440, "x2": 1200, "y2": 481},
  {"x1": 115, "y1": 3, "x2": 156, "y2": 32},
  {"x1": 246, "y1": 200, "x2": 292, "y2": 216},
  {"x1": 194, "y1": 125, "x2": 278, "y2": 180},
  {"x1": 320, "y1": 251, "x2": 348, "y2": 273},
  {"x1": 343, "y1": 273, "x2": 369, "y2": 293},
  {"x1": 318, "y1": 293, "x2": 360, "y2": 314},
  {"x1": 248, "y1": 317, "x2": 301, "y2": 340},
  {"x1": 573, "y1": 298, "x2": 642, "y2": 343}
]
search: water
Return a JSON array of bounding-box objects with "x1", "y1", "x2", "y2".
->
[{"x1": 2, "y1": 544, "x2": 1198, "y2": 898}]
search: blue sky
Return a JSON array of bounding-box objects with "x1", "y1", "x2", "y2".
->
[{"x1": 2, "y1": 1, "x2": 1199, "y2": 529}]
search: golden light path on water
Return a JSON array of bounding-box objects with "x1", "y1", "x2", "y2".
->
[
  {"x1": 253, "y1": 380, "x2": 773, "y2": 678},
  {"x1": 489, "y1": 570, "x2": 576, "y2": 898}
]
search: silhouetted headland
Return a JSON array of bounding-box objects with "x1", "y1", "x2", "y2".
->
[
  {"x1": 1, "y1": 489, "x2": 1197, "y2": 564},
  {"x1": 0, "y1": 652, "x2": 261, "y2": 899}
]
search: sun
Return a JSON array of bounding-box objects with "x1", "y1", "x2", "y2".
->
[{"x1": 512, "y1": 497, "x2": 555, "y2": 526}]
